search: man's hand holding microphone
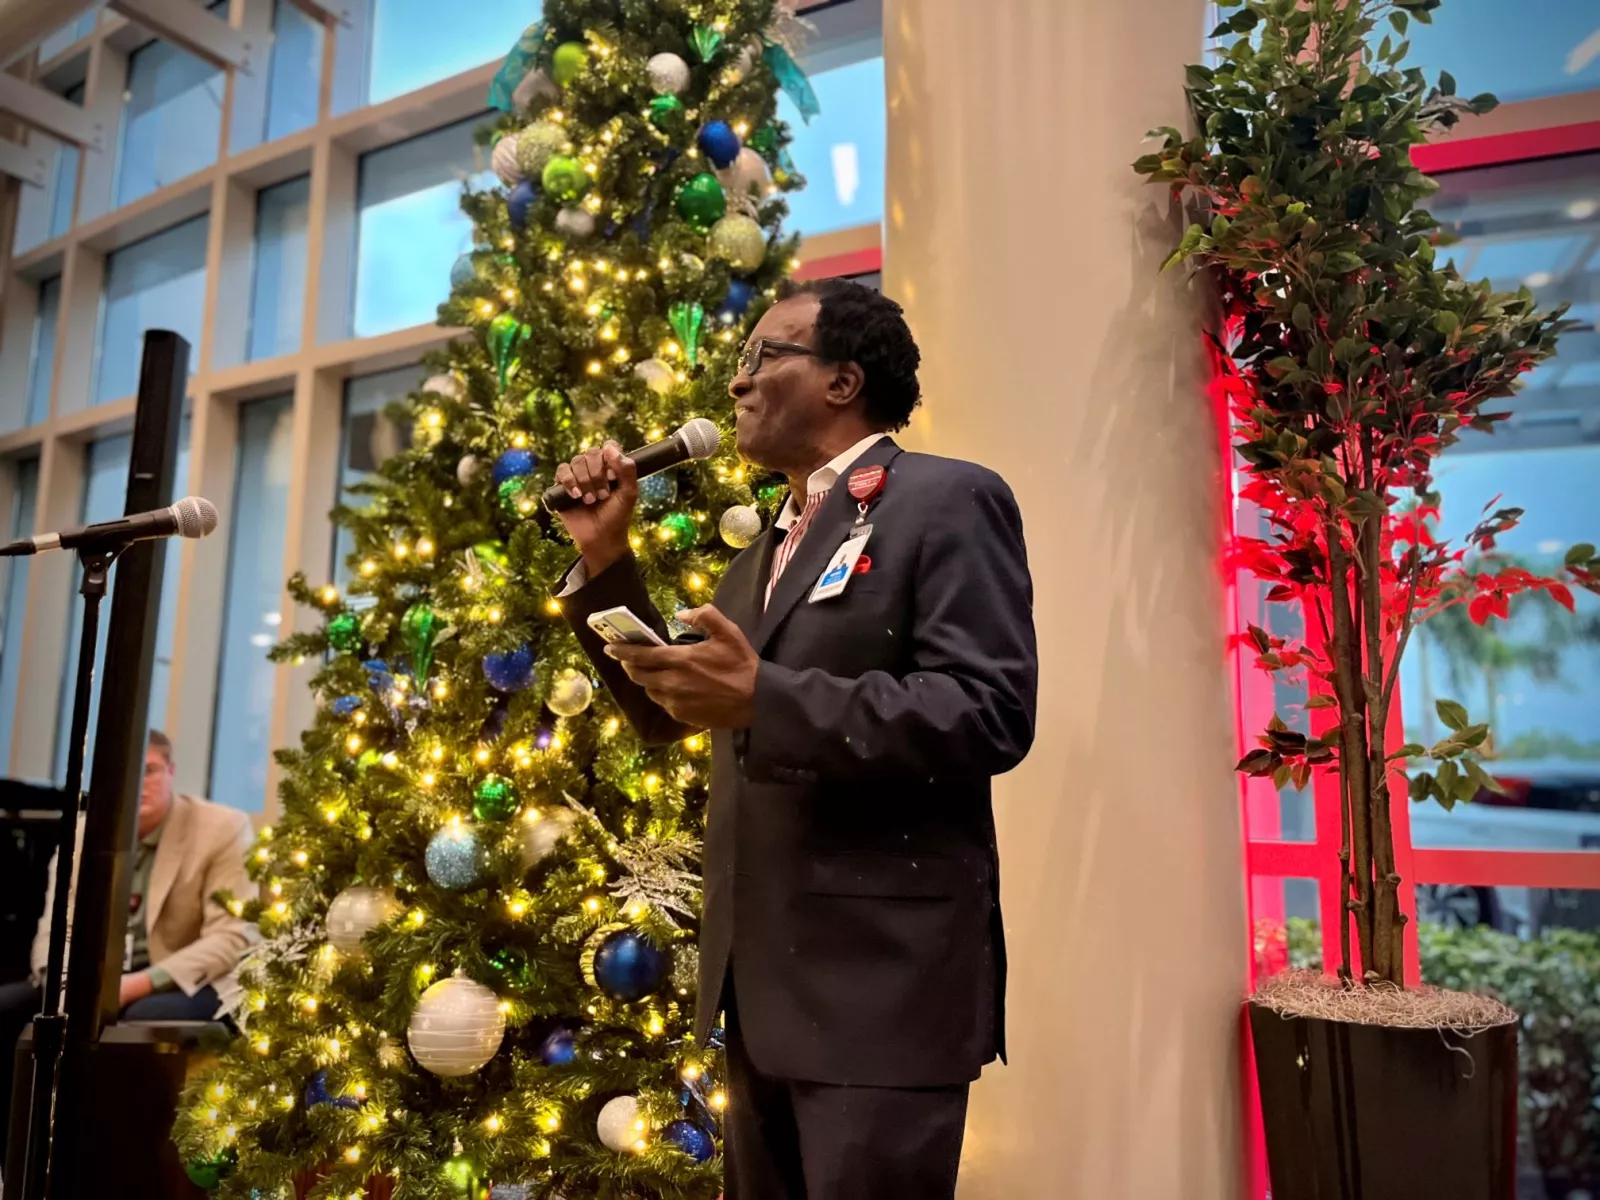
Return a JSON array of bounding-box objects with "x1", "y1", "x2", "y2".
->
[{"x1": 553, "y1": 442, "x2": 759, "y2": 731}]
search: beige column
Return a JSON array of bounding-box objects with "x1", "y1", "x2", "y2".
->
[{"x1": 882, "y1": 2, "x2": 1248, "y2": 1196}]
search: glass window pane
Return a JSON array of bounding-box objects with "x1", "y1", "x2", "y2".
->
[
  {"x1": 92, "y1": 215, "x2": 209, "y2": 409},
  {"x1": 248, "y1": 176, "x2": 310, "y2": 362},
  {"x1": 1418, "y1": 891, "x2": 1599, "y2": 1193},
  {"x1": 53, "y1": 428, "x2": 191, "y2": 786},
  {"x1": 1402, "y1": 153, "x2": 1600, "y2": 855},
  {"x1": 351, "y1": 117, "x2": 492, "y2": 338},
  {"x1": 114, "y1": 15, "x2": 226, "y2": 207},
  {"x1": 1400, "y1": 0, "x2": 1600, "y2": 106},
  {"x1": 12, "y1": 86, "x2": 83, "y2": 253},
  {"x1": 0, "y1": 459, "x2": 40, "y2": 777},
  {"x1": 781, "y1": 55, "x2": 885, "y2": 239},
  {"x1": 1251, "y1": 877, "x2": 1322, "y2": 979},
  {"x1": 38, "y1": 11, "x2": 97, "y2": 61},
  {"x1": 265, "y1": 0, "x2": 323, "y2": 142},
  {"x1": 366, "y1": 0, "x2": 531, "y2": 106},
  {"x1": 21, "y1": 276, "x2": 61, "y2": 431},
  {"x1": 332, "y1": 365, "x2": 418, "y2": 584},
  {"x1": 50, "y1": 85, "x2": 84, "y2": 239},
  {"x1": 209, "y1": 394, "x2": 293, "y2": 813}
]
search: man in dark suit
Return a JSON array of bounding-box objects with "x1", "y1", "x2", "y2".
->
[{"x1": 552, "y1": 278, "x2": 1037, "y2": 1199}]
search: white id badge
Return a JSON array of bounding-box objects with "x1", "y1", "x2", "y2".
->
[
  {"x1": 124, "y1": 930, "x2": 134, "y2": 972},
  {"x1": 809, "y1": 524, "x2": 873, "y2": 602}
]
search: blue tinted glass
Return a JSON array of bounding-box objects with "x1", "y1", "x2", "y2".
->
[
  {"x1": 209, "y1": 394, "x2": 293, "y2": 813},
  {"x1": 249, "y1": 176, "x2": 311, "y2": 361},
  {"x1": 23, "y1": 276, "x2": 61, "y2": 429},
  {"x1": 53, "y1": 427, "x2": 191, "y2": 786},
  {"x1": 333, "y1": 365, "x2": 419, "y2": 583},
  {"x1": 93, "y1": 216, "x2": 209, "y2": 407},
  {"x1": 50, "y1": 84, "x2": 84, "y2": 238},
  {"x1": 352, "y1": 117, "x2": 492, "y2": 338},
  {"x1": 0, "y1": 459, "x2": 40, "y2": 777},
  {"x1": 37, "y1": 11, "x2": 96, "y2": 61},
  {"x1": 1401, "y1": 153, "x2": 1600, "y2": 855},
  {"x1": 115, "y1": 18, "x2": 225, "y2": 207},
  {"x1": 367, "y1": 0, "x2": 532, "y2": 105},
  {"x1": 12, "y1": 85, "x2": 83, "y2": 252},
  {"x1": 1400, "y1": 0, "x2": 1600, "y2": 105},
  {"x1": 265, "y1": 0, "x2": 323, "y2": 141},
  {"x1": 780, "y1": 56, "x2": 885, "y2": 239}
]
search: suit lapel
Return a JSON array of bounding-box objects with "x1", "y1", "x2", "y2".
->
[
  {"x1": 147, "y1": 793, "x2": 190, "y2": 934},
  {"x1": 754, "y1": 438, "x2": 901, "y2": 657},
  {"x1": 715, "y1": 531, "x2": 776, "y2": 646}
]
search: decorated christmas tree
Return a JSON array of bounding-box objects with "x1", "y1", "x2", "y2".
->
[{"x1": 175, "y1": 2, "x2": 818, "y2": 1195}]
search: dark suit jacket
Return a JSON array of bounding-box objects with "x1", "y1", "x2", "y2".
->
[{"x1": 560, "y1": 437, "x2": 1037, "y2": 1087}]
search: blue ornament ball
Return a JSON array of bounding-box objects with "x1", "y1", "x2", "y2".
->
[
  {"x1": 483, "y1": 643, "x2": 536, "y2": 692},
  {"x1": 592, "y1": 929, "x2": 668, "y2": 1002},
  {"x1": 450, "y1": 253, "x2": 477, "y2": 289},
  {"x1": 539, "y1": 1027, "x2": 577, "y2": 1066},
  {"x1": 636, "y1": 471, "x2": 678, "y2": 512},
  {"x1": 717, "y1": 278, "x2": 756, "y2": 324},
  {"x1": 330, "y1": 695, "x2": 363, "y2": 717},
  {"x1": 696, "y1": 120, "x2": 741, "y2": 169},
  {"x1": 664, "y1": 1119, "x2": 716, "y2": 1163},
  {"x1": 506, "y1": 179, "x2": 539, "y2": 230},
  {"x1": 492, "y1": 447, "x2": 537, "y2": 486},
  {"x1": 425, "y1": 824, "x2": 489, "y2": 890},
  {"x1": 304, "y1": 1070, "x2": 359, "y2": 1111}
]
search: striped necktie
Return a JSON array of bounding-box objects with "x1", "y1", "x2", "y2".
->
[{"x1": 764, "y1": 489, "x2": 827, "y2": 610}]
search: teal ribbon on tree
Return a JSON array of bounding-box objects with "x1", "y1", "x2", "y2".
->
[
  {"x1": 487, "y1": 20, "x2": 547, "y2": 113},
  {"x1": 762, "y1": 39, "x2": 819, "y2": 123}
]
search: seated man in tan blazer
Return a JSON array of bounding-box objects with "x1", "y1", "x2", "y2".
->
[{"x1": 0, "y1": 730, "x2": 255, "y2": 1125}]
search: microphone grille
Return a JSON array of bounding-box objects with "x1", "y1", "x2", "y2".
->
[
  {"x1": 172, "y1": 496, "x2": 219, "y2": 539},
  {"x1": 677, "y1": 418, "x2": 722, "y2": 460}
]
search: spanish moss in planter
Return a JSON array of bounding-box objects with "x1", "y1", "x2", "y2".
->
[{"x1": 1137, "y1": 0, "x2": 1599, "y2": 1196}]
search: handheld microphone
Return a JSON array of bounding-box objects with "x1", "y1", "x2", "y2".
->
[
  {"x1": 542, "y1": 418, "x2": 723, "y2": 512},
  {"x1": 0, "y1": 496, "x2": 219, "y2": 557}
]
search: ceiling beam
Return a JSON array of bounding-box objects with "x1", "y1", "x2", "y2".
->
[
  {"x1": 281, "y1": 0, "x2": 350, "y2": 25},
  {"x1": 0, "y1": 135, "x2": 50, "y2": 187},
  {"x1": 106, "y1": 0, "x2": 254, "y2": 73},
  {"x1": 0, "y1": 0, "x2": 101, "y2": 67},
  {"x1": 0, "y1": 73, "x2": 102, "y2": 149}
]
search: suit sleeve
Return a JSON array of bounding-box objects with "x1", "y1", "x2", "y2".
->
[
  {"x1": 556, "y1": 553, "x2": 698, "y2": 746},
  {"x1": 743, "y1": 471, "x2": 1037, "y2": 782},
  {"x1": 154, "y1": 809, "x2": 257, "y2": 996}
]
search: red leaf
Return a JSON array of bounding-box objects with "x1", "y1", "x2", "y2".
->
[
  {"x1": 1546, "y1": 582, "x2": 1575, "y2": 612},
  {"x1": 1468, "y1": 594, "x2": 1495, "y2": 625}
]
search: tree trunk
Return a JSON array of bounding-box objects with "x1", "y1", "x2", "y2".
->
[{"x1": 1326, "y1": 529, "x2": 1374, "y2": 980}]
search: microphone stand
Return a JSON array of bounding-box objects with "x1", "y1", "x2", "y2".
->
[{"x1": 19, "y1": 541, "x2": 119, "y2": 1200}]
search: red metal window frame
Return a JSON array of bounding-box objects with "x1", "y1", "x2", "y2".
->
[{"x1": 1234, "y1": 121, "x2": 1600, "y2": 1198}]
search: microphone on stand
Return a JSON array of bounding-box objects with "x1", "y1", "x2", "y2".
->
[
  {"x1": 0, "y1": 496, "x2": 219, "y2": 557},
  {"x1": 542, "y1": 418, "x2": 723, "y2": 512}
]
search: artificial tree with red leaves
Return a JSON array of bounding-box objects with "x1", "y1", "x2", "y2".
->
[{"x1": 1137, "y1": 0, "x2": 1600, "y2": 987}]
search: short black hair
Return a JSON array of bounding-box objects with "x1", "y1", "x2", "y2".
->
[{"x1": 780, "y1": 278, "x2": 922, "y2": 431}]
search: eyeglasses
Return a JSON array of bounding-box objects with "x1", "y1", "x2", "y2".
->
[{"x1": 737, "y1": 338, "x2": 822, "y2": 376}]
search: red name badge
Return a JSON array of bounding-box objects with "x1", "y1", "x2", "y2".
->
[{"x1": 847, "y1": 465, "x2": 886, "y2": 503}]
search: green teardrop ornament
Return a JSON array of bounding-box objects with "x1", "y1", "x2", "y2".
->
[
  {"x1": 690, "y1": 25, "x2": 724, "y2": 62},
  {"x1": 668, "y1": 300, "x2": 706, "y2": 369},
  {"x1": 401, "y1": 602, "x2": 438, "y2": 684},
  {"x1": 487, "y1": 312, "x2": 531, "y2": 392}
]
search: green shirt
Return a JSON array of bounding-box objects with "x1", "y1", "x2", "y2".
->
[{"x1": 127, "y1": 813, "x2": 173, "y2": 993}]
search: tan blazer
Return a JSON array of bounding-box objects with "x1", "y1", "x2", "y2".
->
[{"x1": 31, "y1": 793, "x2": 257, "y2": 1002}]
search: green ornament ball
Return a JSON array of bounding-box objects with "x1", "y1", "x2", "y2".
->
[
  {"x1": 184, "y1": 1146, "x2": 237, "y2": 1190},
  {"x1": 515, "y1": 120, "x2": 566, "y2": 178},
  {"x1": 708, "y1": 213, "x2": 767, "y2": 272},
  {"x1": 498, "y1": 476, "x2": 533, "y2": 516},
  {"x1": 758, "y1": 483, "x2": 787, "y2": 508},
  {"x1": 473, "y1": 774, "x2": 518, "y2": 821},
  {"x1": 658, "y1": 511, "x2": 698, "y2": 551},
  {"x1": 541, "y1": 154, "x2": 588, "y2": 202},
  {"x1": 326, "y1": 612, "x2": 361, "y2": 654},
  {"x1": 551, "y1": 41, "x2": 588, "y2": 86},
  {"x1": 487, "y1": 945, "x2": 532, "y2": 986},
  {"x1": 675, "y1": 172, "x2": 726, "y2": 232},
  {"x1": 648, "y1": 94, "x2": 685, "y2": 130}
]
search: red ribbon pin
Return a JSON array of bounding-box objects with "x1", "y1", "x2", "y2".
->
[{"x1": 847, "y1": 465, "x2": 886, "y2": 503}]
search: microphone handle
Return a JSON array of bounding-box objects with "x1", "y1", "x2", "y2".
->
[{"x1": 542, "y1": 433, "x2": 689, "y2": 513}]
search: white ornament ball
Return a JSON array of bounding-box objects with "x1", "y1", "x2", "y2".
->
[
  {"x1": 720, "y1": 504, "x2": 762, "y2": 549},
  {"x1": 731, "y1": 37, "x2": 762, "y2": 82},
  {"x1": 516, "y1": 121, "x2": 566, "y2": 178},
  {"x1": 457, "y1": 454, "x2": 482, "y2": 485},
  {"x1": 717, "y1": 147, "x2": 771, "y2": 200},
  {"x1": 555, "y1": 207, "x2": 596, "y2": 239},
  {"x1": 422, "y1": 373, "x2": 463, "y2": 401},
  {"x1": 520, "y1": 807, "x2": 579, "y2": 870},
  {"x1": 325, "y1": 886, "x2": 401, "y2": 954},
  {"x1": 492, "y1": 135, "x2": 524, "y2": 187},
  {"x1": 548, "y1": 668, "x2": 594, "y2": 717},
  {"x1": 407, "y1": 976, "x2": 507, "y2": 1077},
  {"x1": 647, "y1": 52, "x2": 691, "y2": 96},
  {"x1": 708, "y1": 214, "x2": 768, "y2": 272},
  {"x1": 597, "y1": 1095, "x2": 643, "y2": 1153},
  {"x1": 633, "y1": 358, "x2": 676, "y2": 395},
  {"x1": 513, "y1": 67, "x2": 558, "y2": 112}
]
